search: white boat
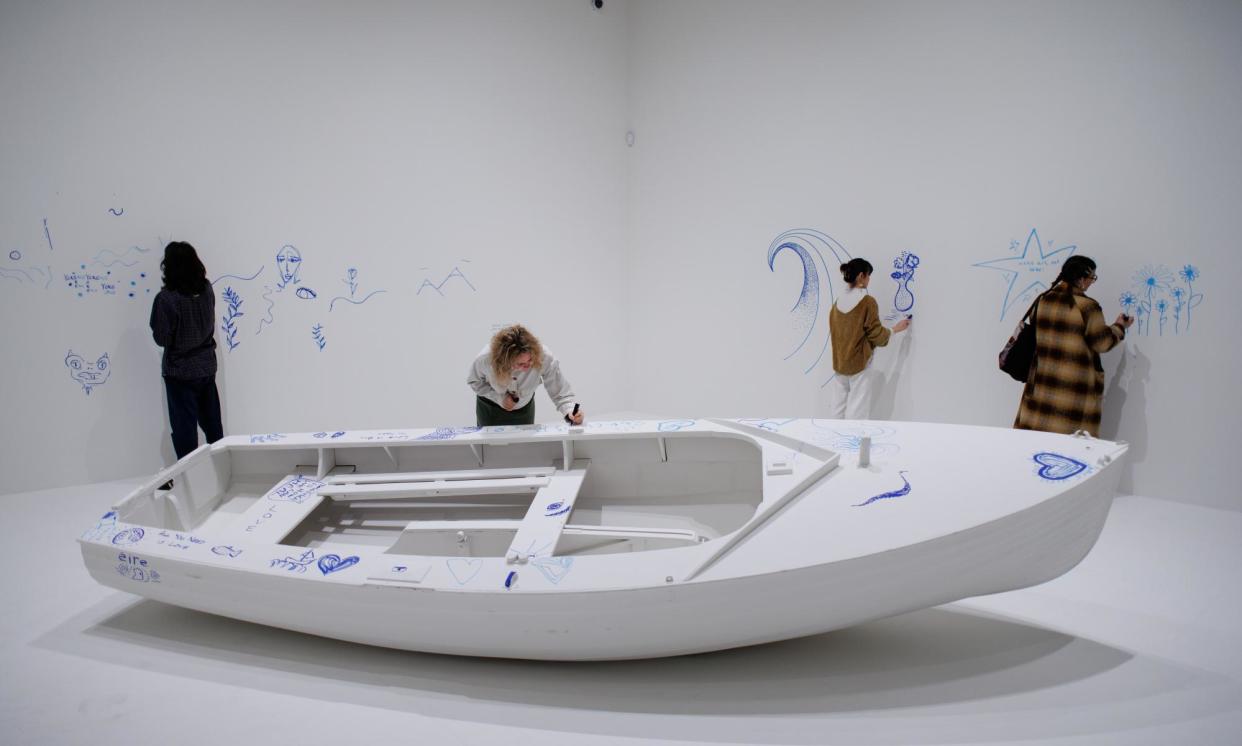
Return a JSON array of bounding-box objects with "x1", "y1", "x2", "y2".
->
[{"x1": 78, "y1": 418, "x2": 1127, "y2": 660}]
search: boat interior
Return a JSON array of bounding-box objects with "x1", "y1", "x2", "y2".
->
[{"x1": 114, "y1": 433, "x2": 765, "y2": 558}]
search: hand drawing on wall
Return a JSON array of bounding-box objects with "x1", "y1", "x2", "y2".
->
[
  {"x1": 220, "y1": 287, "x2": 244, "y2": 351},
  {"x1": 766, "y1": 229, "x2": 853, "y2": 385},
  {"x1": 275, "y1": 245, "x2": 302, "y2": 290},
  {"x1": 65, "y1": 350, "x2": 110, "y2": 395},
  {"x1": 417, "y1": 261, "x2": 476, "y2": 296},
  {"x1": 890, "y1": 251, "x2": 920, "y2": 314},
  {"x1": 1122, "y1": 263, "x2": 1203, "y2": 336},
  {"x1": 973, "y1": 228, "x2": 1076, "y2": 321}
]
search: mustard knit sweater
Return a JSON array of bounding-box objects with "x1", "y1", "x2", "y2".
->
[{"x1": 829, "y1": 294, "x2": 892, "y2": 375}]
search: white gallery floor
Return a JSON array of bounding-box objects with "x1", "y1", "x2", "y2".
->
[{"x1": 3, "y1": 477, "x2": 1240, "y2": 745}]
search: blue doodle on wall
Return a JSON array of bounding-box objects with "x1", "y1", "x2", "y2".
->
[
  {"x1": 446, "y1": 558, "x2": 483, "y2": 585},
  {"x1": 255, "y1": 285, "x2": 275, "y2": 334},
  {"x1": 329, "y1": 288, "x2": 386, "y2": 311},
  {"x1": 890, "y1": 251, "x2": 920, "y2": 314},
  {"x1": 417, "y1": 264, "x2": 476, "y2": 296},
  {"x1": 212, "y1": 545, "x2": 243, "y2": 558},
  {"x1": 43, "y1": 218, "x2": 53, "y2": 251},
  {"x1": 1122, "y1": 263, "x2": 1204, "y2": 336},
  {"x1": 531, "y1": 557, "x2": 573, "y2": 584},
  {"x1": 766, "y1": 229, "x2": 855, "y2": 379},
  {"x1": 270, "y1": 549, "x2": 316, "y2": 573},
  {"x1": 417, "y1": 426, "x2": 482, "y2": 441},
  {"x1": 111, "y1": 527, "x2": 144, "y2": 546},
  {"x1": 0, "y1": 263, "x2": 53, "y2": 288},
  {"x1": 317, "y1": 554, "x2": 360, "y2": 575},
  {"x1": 211, "y1": 266, "x2": 264, "y2": 285},
  {"x1": 275, "y1": 245, "x2": 302, "y2": 290},
  {"x1": 974, "y1": 228, "x2": 1076, "y2": 321},
  {"x1": 65, "y1": 267, "x2": 117, "y2": 296},
  {"x1": 91, "y1": 245, "x2": 149, "y2": 268},
  {"x1": 343, "y1": 267, "x2": 358, "y2": 296},
  {"x1": 854, "y1": 471, "x2": 911, "y2": 507},
  {"x1": 296, "y1": 287, "x2": 318, "y2": 300},
  {"x1": 268, "y1": 475, "x2": 324, "y2": 503},
  {"x1": 116, "y1": 552, "x2": 159, "y2": 583},
  {"x1": 657, "y1": 419, "x2": 697, "y2": 432},
  {"x1": 8, "y1": 250, "x2": 19, "y2": 261},
  {"x1": 221, "y1": 287, "x2": 244, "y2": 351},
  {"x1": 1033, "y1": 452, "x2": 1089, "y2": 481},
  {"x1": 312, "y1": 323, "x2": 326, "y2": 351},
  {"x1": 108, "y1": 208, "x2": 124, "y2": 216},
  {"x1": 65, "y1": 350, "x2": 110, "y2": 394}
]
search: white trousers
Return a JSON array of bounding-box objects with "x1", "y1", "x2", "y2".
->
[{"x1": 826, "y1": 369, "x2": 874, "y2": 420}]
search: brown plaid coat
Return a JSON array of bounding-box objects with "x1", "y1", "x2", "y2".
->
[{"x1": 1013, "y1": 282, "x2": 1125, "y2": 436}]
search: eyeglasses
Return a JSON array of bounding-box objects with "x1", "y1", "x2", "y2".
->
[{"x1": 1086, "y1": 274, "x2": 1098, "y2": 281}]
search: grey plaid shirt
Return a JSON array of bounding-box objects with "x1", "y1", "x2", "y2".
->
[{"x1": 150, "y1": 288, "x2": 218, "y2": 379}]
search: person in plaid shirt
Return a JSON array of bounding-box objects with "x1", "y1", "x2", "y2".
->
[
  {"x1": 150, "y1": 242, "x2": 224, "y2": 461},
  {"x1": 1014, "y1": 255, "x2": 1134, "y2": 436}
]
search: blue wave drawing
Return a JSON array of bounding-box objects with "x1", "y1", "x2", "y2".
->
[
  {"x1": 211, "y1": 266, "x2": 264, "y2": 286},
  {"x1": 766, "y1": 229, "x2": 853, "y2": 383},
  {"x1": 90, "y1": 245, "x2": 150, "y2": 268},
  {"x1": 329, "y1": 288, "x2": 387, "y2": 311}
]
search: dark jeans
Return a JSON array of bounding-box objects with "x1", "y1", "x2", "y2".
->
[
  {"x1": 164, "y1": 375, "x2": 224, "y2": 459},
  {"x1": 476, "y1": 395, "x2": 535, "y2": 427}
]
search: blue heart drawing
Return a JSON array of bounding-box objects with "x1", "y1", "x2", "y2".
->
[
  {"x1": 1033, "y1": 452, "x2": 1088, "y2": 481},
  {"x1": 317, "y1": 554, "x2": 360, "y2": 575}
]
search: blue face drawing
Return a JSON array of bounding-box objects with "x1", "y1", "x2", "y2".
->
[
  {"x1": 66, "y1": 350, "x2": 110, "y2": 394},
  {"x1": 276, "y1": 245, "x2": 302, "y2": 287}
]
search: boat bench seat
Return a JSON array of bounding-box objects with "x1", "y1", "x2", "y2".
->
[{"x1": 238, "y1": 475, "x2": 326, "y2": 546}]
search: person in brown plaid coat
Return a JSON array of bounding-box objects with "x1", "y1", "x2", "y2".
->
[{"x1": 1014, "y1": 256, "x2": 1134, "y2": 436}]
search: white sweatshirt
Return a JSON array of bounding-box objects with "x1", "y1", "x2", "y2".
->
[{"x1": 465, "y1": 345, "x2": 577, "y2": 416}]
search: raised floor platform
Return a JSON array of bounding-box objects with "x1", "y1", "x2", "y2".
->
[{"x1": 4, "y1": 478, "x2": 1241, "y2": 745}]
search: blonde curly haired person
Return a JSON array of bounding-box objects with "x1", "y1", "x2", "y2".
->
[{"x1": 466, "y1": 324, "x2": 583, "y2": 427}]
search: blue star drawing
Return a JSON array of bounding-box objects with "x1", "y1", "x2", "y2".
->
[{"x1": 973, "y1": 228, "x2": 1077, "y2": 321}]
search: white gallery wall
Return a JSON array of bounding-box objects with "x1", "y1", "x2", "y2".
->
[
  {"x1": 2, "y1": 0, "x2": 1240, "y2": 509},
  {"x1": 0, "y1": 0, "x2": 630, "y2": 494},
  {"x1": 626, "y1": 0, "x2": 1241, "y2": 508}
]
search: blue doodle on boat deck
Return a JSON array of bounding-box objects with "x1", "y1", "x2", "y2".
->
[
  {"x1": 111, "y1": 527, "x2": 144, "y2": 546},
  {"x1": 250, "y1": 433, "x2": 286, "y2": 444},
  {"x1": 657, "y1": 419, "x2": 696, "y2": 431},
  {"x1": 318, "y1": 554, "x2": 360, "y2": 575},
  {"x1": 973, "y1": 228, "x2": 1076, "y2": 321},
  {"x1": 271, "y1": 549, "x2": 316, "y2": 573},
  {"x1": 735, "y1": 418, "x2": 796, "y2": 432},
  {"x1": 268, "y1": 475, "x2": 324, "y2": 504},
  {"x1": 418, "y1": 426, "x2": 482, "y2": 440},
  {"x1": 810, "y1": 422, "x2": 902, "y2": 457},
  {"x1": 854, "y1": 471, "x2": 911, "y2": 507},
  {"x1": 116, "y1": 553, "x2": 159, "y2": 583},
  {"x1": 446, "y1": 558, "x2": 483, "y2": 585},
  {"x1": 65, "y1": 351, "x2": 110, "y2": 395},
  {"x1": 544, "y1": 501, "x2": 572, "y2": 517},
  {"x1": 212, "y1": 545, "x2": 243, "y2": 558},
  {"x1": 531, "y1": 557, "x2": 573, "y2": 585},
  {"x1": 1032, "y1": 452, "x2": 1089, "y2": 481},
  {"x1": 81, "y1": 511, "x2": 118, "y2": 541},
  {"x1": 313, "y1": 431, "x2": 346, "y2": 439}
]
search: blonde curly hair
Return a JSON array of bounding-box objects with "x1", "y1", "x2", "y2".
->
[{"x1": 490, "y1": 324, "x2": 544, "y2": 381}]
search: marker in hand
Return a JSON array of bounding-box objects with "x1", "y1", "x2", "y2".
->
[{"x1": 565, "y1": 403, "x2": 580, "y2": 424}]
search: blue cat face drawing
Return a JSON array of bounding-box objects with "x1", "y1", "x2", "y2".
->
[{"x1": 66, "y1": 350, "x2": 110, "y2": 394}]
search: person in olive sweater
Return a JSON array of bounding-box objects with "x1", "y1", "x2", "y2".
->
[
  {"x1": 827, "y1": 258, "x2": 910, "y2": 420},
  {"x1": 150, "y1": 241, "x2": 223, "y2": 460}
]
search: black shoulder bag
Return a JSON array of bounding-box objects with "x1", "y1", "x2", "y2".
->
[{"x1": 999, "y1": 295, "x2": 1042, "y2": 382}]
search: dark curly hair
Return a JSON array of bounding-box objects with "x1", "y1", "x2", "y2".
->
[{"x1": 160, "y1": 241, "x2": 208, "y2": 294}]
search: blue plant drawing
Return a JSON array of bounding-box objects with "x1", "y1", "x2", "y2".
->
[
  {"x1": 766, "y1": 228, "x2": 854, "y2": 383},
  {"x1": 270, "y1": 549, "x2": 316, "y2": 573},
  {"x1": 1122, "y1": 263, "x2": 1202, "y2": 336},
  {"x1": 312, "y1": 323, "x2": 326, "y2": 351},
  {"x1": 890, "y1": 251, "x2": 920, "y2": 314},
  {"x1": 973, "y1": 228, "x2": 1077, "y2": 321},
  {"x1": 343, "y1": 267, "x2": 358, "y2": 297},
  {"x1": 221, "y1": 287, "x2": 243, "y2": 351}
]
